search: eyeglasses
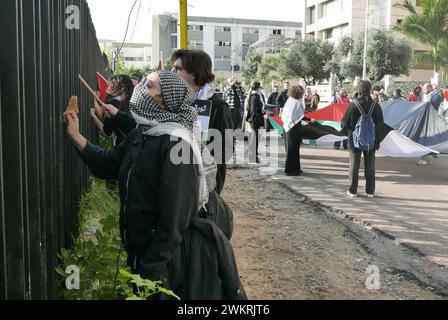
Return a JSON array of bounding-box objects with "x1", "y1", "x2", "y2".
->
[{"x1": 172, "y1": 64, "x2": 184, "y2": 73}]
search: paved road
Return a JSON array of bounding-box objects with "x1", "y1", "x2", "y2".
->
[{"x1": 234, "y1": 134, "x2": 448, "y2": 266}]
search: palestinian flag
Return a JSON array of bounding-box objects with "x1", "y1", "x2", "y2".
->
[
  {"x1": 381, "y1": 100, "x2": 448, "y2": 154},
  {"x1": 268, "y1": 102, "x2": 439, "y2": 158}
]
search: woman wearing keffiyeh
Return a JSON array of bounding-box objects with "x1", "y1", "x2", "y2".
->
[{"x1": 64, "y1": 70, "x2": 246, "y2": 300}]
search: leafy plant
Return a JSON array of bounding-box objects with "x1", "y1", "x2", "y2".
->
[
  {"x1": 118, "y1": 270, "x2": 180, "y2": 300},
  {"x1": 56, "y1": 179, "x2": 175, "y2": 300},
  {"x1": 393, "y1": 0, "x2": 448, "y2": 76}
]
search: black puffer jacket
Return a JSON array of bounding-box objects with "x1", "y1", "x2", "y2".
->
[
  {"x1": 78, "y1": 128, "x2": 245, "y2": 299},
  {"x1": 207, "y1": 93, "x2": 234, "y2": 194}
]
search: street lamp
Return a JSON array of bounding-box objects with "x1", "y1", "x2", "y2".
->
[{"x1": 362, "y1": 0, "x2": 369, "y2": 80}]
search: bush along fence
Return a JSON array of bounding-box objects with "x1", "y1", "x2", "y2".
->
[{"x1": 0, "y1": 0, "x2": 110, "y2": 299}]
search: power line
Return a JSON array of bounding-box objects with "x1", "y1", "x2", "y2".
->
[
  {"x1": 129, "y1": 0, "x2": 143, "y2": 43},
  {"x1": 116, "y1": 0, "x2": 139, "y2": 57}
]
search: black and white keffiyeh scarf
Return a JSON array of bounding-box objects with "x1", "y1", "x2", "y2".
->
[
  {"x1": 130, "y1": 70, "x2": 198, "y2": 130},
  {"x1": 129, "y1": 70, "x2": 217, "y2": 210}
]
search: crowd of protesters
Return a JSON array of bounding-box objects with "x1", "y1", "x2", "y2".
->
[{"x1": 64, "y1": 47, "x2": 448, "y2": 300}]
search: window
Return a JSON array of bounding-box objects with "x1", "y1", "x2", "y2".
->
[
  {"x1": 273, "y1": 29, "x2": 282, "y2": 35},
  {"x1": 189, "y1": 25, "x2": 203, "y2": 31},
  {"x1": 242, "y1": 27, "x2": 258, "y2": 34},
  {"x1": 295, "y1": 30, "x2": 301, "y2": 38},
  {"x1": 123, "y1": 57, "x2": 144, "y2": 62},
  {"x1": 214, "y1": 55, "x2": 231, "y2": 61},
  {"x1": 215, "y1": 41, "x2": 232, "y2": 47},
  {"x1": 324, "y1": 28, "x2": 333, "y2": 40},
  {"x1": 309, "y1": 6, "x2": 315, "y2": 24},
  {"x1": 215, "y1": 26, "x2": 232, "y2": 32}
]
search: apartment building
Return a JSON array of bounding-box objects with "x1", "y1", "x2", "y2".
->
[
  {"x1": 98, "y1": 40, "x2": 152, "y2": 69},
  {"x1": 303, "y1": 0, "x2": 432, "y2": 82},
  {"x1": 152, "y1": 14, "x2": 302, "y2": 71}
]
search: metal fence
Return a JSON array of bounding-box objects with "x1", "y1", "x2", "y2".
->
[{"x1": 0, "y1": 0, "x2": 109, "y2": 299}]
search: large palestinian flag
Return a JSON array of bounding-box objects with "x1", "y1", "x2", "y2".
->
[
  {"x1": 380, "y1": 100, "x2": 448, "y2": 154},
  {"x1": 269, "y1": 102, "x2": 440, "y2": 158}
]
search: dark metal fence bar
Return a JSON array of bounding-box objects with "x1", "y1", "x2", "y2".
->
[{"x1": 0, "y1": 0, "x2": 109, "y2": 299}]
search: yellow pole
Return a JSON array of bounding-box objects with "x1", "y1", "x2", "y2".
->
[{"x1": 179, "y1": 0, "x2": 188, "y2": 49}]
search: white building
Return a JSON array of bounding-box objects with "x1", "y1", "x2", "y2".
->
[
  {"x1": 98, "y1": 40, "x2": 152, "y2": 70},
  {"x1": 152, "y1": 14, "x2": 302, "y2": 71},
  {"x1": 303, "y1": 0, "x2": 433, "y2": 82}
]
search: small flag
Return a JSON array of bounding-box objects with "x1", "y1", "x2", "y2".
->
[
  {"x1": 96, "y1": 72, "x2": 108, "y2": 102},
  {"x1": 158, "y1": 51, "x2": 164, "y2": 70}
]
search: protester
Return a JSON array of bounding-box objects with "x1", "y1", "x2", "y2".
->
[
  {"x1": 334, "y1": 88, "x2": 350, "y2": 150},
  {"x1": 64, "y1": 70, "x2": 246, "y2": 300},
  {"x1": 281, "y1": 85, "x2": 311, "y2": 176},
  {"x1": 312, "y1": 91, "x2": 320, "y2": 111},
  {"x1": 91, "y1": 74, "x2": 136, "y2": 146},
  {"x1": 304, "y1": 87, "x2": 314, "y2": 112},
  {"x1": 277, "y1": 80, "x2": 290, "y2": 113},
  {"x1": 223, "y1": 78, "x2": 245, "y2": 130},
  {"x1": 268, "y1": 86, "x2": 279, "y2": 105},
  {"x1": 170, "y1": 49, "x2": 234, "y2": 194},
  {"x1": 423, "y1": 83, "x2": 443, "y2": 110},
  {"x1": 372, "y1": 85, "x2": 388, "y2": 103},
  {"x1": 341, "y1": 80, "x2": 384, "y2": 198},
  {"x1": 408, "y1": 85, "x2": 422, "y2": 102},
  {"x1": 246, "y1": 81, "x2": 265, "y2": 163},
  {"x1": 392, "y1": 89, "x2": 406, "y2": 100}
]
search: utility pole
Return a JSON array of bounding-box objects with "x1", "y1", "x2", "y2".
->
[
  {"x1": 179, "y1": 0, "x2": 188, "y2": 49},
  {"x1": 362, "y1": 0, "x2": 369, "y2": 80}
]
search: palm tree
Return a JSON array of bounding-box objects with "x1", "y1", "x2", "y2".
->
[{"x1": 393, "y1": 0, "x2": 448, "y2": 80}]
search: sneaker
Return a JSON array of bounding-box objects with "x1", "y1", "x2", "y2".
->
[
  {"x1": 417, "y1": 159, "x2": 429, "y2": 166},
  {"x1": 346, "y1": 191, "x2": 357, "y2": 198},
  {"x1": 366, "y1": 194, "x2": 374, "y2": 198}
]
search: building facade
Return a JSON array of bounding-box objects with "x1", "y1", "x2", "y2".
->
[
  {"x1": 152, "y1": 14, "x2": 302, "y2": 71},
  {"x1": 303, "y1": 0, "x2": 432, "y2": 82},
  {"x1": 98, "y1": 40, "x2": 152, "y2": 70}
]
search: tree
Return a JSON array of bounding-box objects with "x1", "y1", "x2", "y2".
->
[
  {"x1": 279, "y1": 38, "x2": 334, "y2": 85},
  {"x1": 242, "y1": 50, "x2": 263, "y2": 84},
  {"x1": 257, "y1": 55, "x2": 281, "y2": 84},
  {"x1": 334, "y1": 30, "x2": 412, "y2": 81},
  {"x1": 393, "y1": 0, "x2": 448, "y2": 77}
]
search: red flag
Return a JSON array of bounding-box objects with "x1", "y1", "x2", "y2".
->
[
  {"x1": 158, "y1": 57, "x2": 164, "y2": 70},
  {"x1": 305, "y1": 103, "x2": 350, "y2": 122},
  {"x1": 96, "y1": 72, "x2": 108, "y2": 102},
  {"x1": 441, "y1": 88, "x2": 448, "y2": 101}
]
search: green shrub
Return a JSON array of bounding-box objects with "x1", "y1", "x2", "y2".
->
[{"x1": 56, "y1": 178, "x2": 178, "y2": 300}]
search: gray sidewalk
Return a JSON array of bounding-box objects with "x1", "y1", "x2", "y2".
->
[{"x1": 233, "y1": 133, "x2": 448, "y2": 266}]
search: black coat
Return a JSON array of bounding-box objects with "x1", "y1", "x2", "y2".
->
[
  {"x1": 248, "y1": 93, "x2": 264, "y2": 129},
  {"x1": 207, "y1": 93, "x2": 234, "y2": 194},
  {"x1": 341, "y1": 97, "x2": 384, "y2": 150},
  {"x1": 103, "y1": 98, "x2": 136, "y2": 145},
  {"x1": 78, "y1": 128, "x2": 245, "y2": 299}
]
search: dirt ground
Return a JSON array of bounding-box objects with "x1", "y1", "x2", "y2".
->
[{"x1": 223, "y1": 167, "x2": 444, "y2": 300}]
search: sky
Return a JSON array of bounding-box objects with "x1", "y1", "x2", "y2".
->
[{"x1": 87, "y1": 0, "x2": 305, "y2": 44}]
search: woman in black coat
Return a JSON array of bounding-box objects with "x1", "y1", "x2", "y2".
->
[
  {"x1": 64, "y1": 71, "x2": 245, "y2": 300},
  {"x1": 170, "y1": 49, "x2": 234, "y2": 194},
  {"x1": 91, "y1": 74, "x2": 136, "y2": 146}
]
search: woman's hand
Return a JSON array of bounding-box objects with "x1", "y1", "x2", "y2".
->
[
  {"x1": 64, "y1": 110, "x2": 87, "y2": 151},
  {"x1": 101, "y1": 103, "x2": 119, "y2": 117}
]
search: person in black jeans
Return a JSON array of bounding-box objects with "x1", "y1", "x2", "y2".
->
[
  {"x1": 246, "y1": 81, "x2": 264, "y2": 163},
  {"x1": 281, "y1": 85, "x2": 312, "y2": 176},
  {"x1": 223, "y1": 78, "x2": 245, "y2": 130},
  {"x1": 341, "y1": 80, "x2": 384, "y2": 198}
]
